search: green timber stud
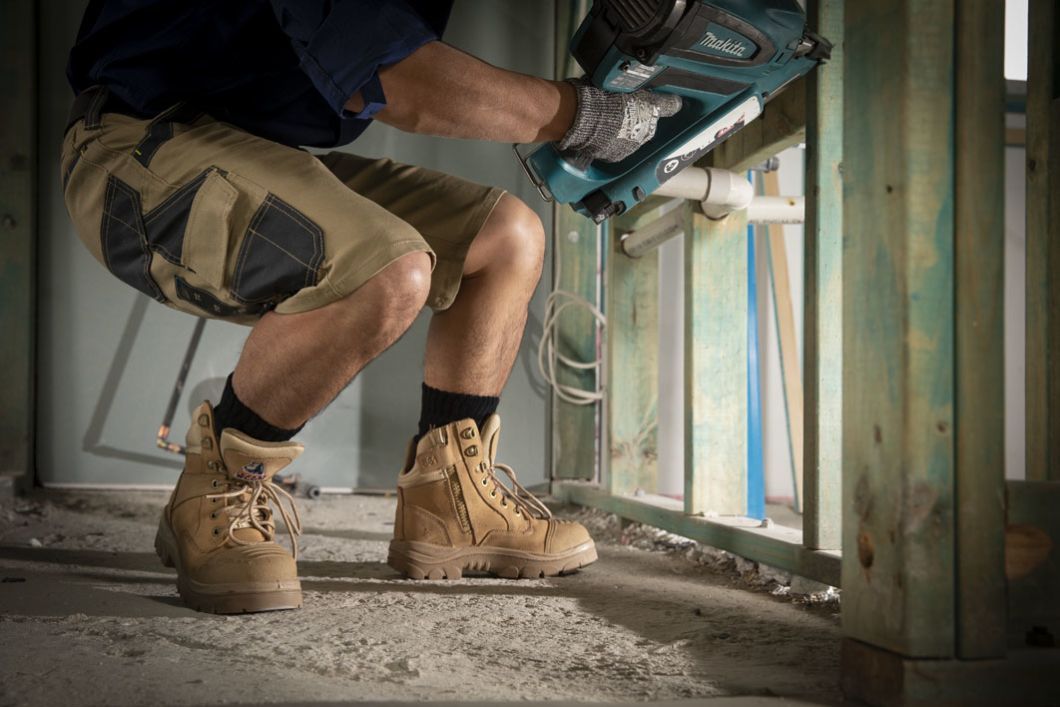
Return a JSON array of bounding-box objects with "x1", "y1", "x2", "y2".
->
[
  {"x1": 954, "y1": 0, "x2": 1006, "y2": 659},
  {"x1": 802, "y1": 0, "x2": 842, "y2": 552},
  {"x1": 841, "y1": 0, "x2": 1024, "y2": 700},
  {"x1": 1026, "y1": 0, "x2": 1060, "y2": 482},
  {"x1": 841, "y1": 0, "x2": 958, "y2": 660},
  {"x1": 605, "y1": 202, "x2": 676, "y2": 495},
  {"x1": 684, "y1": 209, "x2": 748, "y2": 516},
  {"x1": 550, "y1": 0, "x2": 601, "y2": 482},
  {"x1": 0, "y1": 1, "x2": 36, "y2": 486},
  {"x1": 703, "y1": 77, "x2": 807, "y2": 172},
  {"x1": 553, "y1": 481, "x2": 841, "y2": 586}
]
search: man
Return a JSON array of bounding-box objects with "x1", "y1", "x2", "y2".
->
[{"x1": 63, "y1": 0, "x2": 681, "y2": 614}]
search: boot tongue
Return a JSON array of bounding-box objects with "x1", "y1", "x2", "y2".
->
[
  {"x1": 480, "y1": 414, "x2": 502, "y2": 467},
  {"x1": 219, "y1": 429, "x2": 303, "y2": 483},
  {"x1": 218, "y1": 430, "x2": 303, "y2": 543}
]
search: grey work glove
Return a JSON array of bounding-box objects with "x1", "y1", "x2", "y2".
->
[{"x1": 557, "y1": 79, "x2": 682, "y2": 165}]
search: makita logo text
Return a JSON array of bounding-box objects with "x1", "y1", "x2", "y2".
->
[{"x1": 698, "y1": 31, "x2": 750, "y2": 57}]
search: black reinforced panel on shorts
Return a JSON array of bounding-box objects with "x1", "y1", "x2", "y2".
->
[
  {"x1": 232, "y1": 194, "x2": 325, "y2": 305},
  {"x1": 101, "y1": 175, "x2": 167, "y2": 302},
  {"x1": 175, "y1": 276, "x2": 272, "y2": 317},
  {"x1": 100, "y1": 171, "x2": 324, "y2": 313},
  {"x1": 142, "y1": 170, "x2": 211, "y2": 266}
]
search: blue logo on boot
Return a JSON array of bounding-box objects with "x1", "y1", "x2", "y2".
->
[{"x1": 236, "y1": 461, "x2": 265, "y2": 481}]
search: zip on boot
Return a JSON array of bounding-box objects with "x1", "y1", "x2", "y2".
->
[
  {"x1": 388, "y1": 414, "x2": 597, "y2": 579},
  {"x1": 154, "y1": 401, "x2": 304, "y2": 613}
]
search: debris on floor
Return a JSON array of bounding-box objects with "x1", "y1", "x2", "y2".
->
[
  {"x1": 1, "y1": 491, "x2": 841, "y2": 705},
  {"x1": 567, "y1": 506, "x2": 841, "y2": 608}
]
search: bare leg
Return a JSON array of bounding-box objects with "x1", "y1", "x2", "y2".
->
[
  {"x1": 234, "y1": 252, "x2": 432, "y2": 429},
  {"x1": 424, "y1": 194, "x2": 546, "y2": 395}
]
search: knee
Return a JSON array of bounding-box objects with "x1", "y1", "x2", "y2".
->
[
  {"x1": 483, "y1": 195, "x2": 546, "y2": 284},
  {"x1": 368, "y1": 251, "x2": 432, "y2": 331}
]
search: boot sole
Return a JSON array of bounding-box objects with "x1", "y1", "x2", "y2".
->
[
  {"x1": 387, "y1": 539, "x2": 598, "y2": 580},
  {"x1": 154, "y1": 513, "x2": 302, "y2": 614}
]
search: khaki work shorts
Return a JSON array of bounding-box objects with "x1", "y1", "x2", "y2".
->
[{"x1": 60, "y1": 101, "x2": 505, "y2": 325}]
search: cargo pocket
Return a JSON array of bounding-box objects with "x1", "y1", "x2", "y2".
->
[
  {"x1": 179, "y1": 169, "x2": 239, "y2": 290},
  {"x1": 232, "y1": 194, "x2": 325, "y2": 306}
]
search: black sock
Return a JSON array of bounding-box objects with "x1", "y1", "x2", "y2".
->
[
  {"x1": 213, "y1": 374, "x2": 302, "y2": 442},
  {"x1": 416, "y1": 383, "x2": 499, "y2": 442}
]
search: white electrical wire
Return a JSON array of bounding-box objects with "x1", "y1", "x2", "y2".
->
[{"x1": 537, "y1": 255, "x2": 606, "y2": 406}]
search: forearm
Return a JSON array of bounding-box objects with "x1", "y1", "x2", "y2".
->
[{"x1": 344, "y1": 41, "x2": 575, "y2": 143}]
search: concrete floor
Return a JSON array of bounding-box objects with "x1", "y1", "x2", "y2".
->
[{"x1": 0, "y1": 491, "x2": 841, "y2": 705}]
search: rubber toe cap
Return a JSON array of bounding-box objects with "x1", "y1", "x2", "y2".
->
[{"x1": 196, "y1": 542, "x2": 298, "y2": 585}]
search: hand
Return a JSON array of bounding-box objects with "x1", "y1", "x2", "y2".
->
[{"x1": 556, "y1": 79, "x2": 682, "y2": 164}]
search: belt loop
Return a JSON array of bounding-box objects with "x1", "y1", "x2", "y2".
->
[{"x1": 83, "y1": 85, "x2": 108, "y2": 130}]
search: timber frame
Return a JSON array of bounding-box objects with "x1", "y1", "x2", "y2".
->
[
  {"x1": 0, "y1": 2, "x2": 37, "y2": 491},
  {"x1": 549, "y1": 1, "x2": 1060, "y2": 703}
]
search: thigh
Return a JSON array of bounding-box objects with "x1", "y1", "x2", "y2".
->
[
  {"x1": 317, "y1": 152, "x2": 505, "y2": 311},
  {"x1": 61, "y1": 111, "x2": 432, "y2": 324}
]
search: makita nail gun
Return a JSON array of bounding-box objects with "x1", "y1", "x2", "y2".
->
[{"x1": 516, "y1": 0, "x2": 831, "y2": 223}]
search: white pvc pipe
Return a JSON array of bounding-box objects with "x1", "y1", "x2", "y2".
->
[
  {"x1": 747, "y1": 195, "x2": 805, "y2": 224},
  {"x1": 620, "y1": 170, "x2": 804, "y2": 257},
  {"x1": 656, "y1": 166, "x2": 755, "y2": 216},
  {"x1": 653, "y1": 166, "x2": 804, "y2": 224}
]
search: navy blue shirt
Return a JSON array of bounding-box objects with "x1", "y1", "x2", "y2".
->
[{"x1": 68, "y1": 1, "x2": 453, "y2": 147}]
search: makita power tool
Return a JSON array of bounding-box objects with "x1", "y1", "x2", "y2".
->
[{"x1": 517, "y1": 0, "x2": 830, "y2": 222}]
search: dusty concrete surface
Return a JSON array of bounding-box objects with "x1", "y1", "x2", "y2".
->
[{"x1": 0, "y1": 491, "x2": 840, "y2": 706}]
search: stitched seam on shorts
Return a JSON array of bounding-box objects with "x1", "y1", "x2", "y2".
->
[
  {"x1": 105, "y1": 177, "x2": 164, "y2": 302},
  {"x1": 267, "y1": 196, "x2": 324, "y2": 283},
  {"x1": 101, "y1": 177, "x2": 116, "y2": 272},
  {"x1": 231, "y1": 199, "x2": 271, "y2": 304},
  {"x1": 231, "y1": 195, "x2": 325, "y2": 303},
  {"x1": 143, "y1": 171, "x2": 209, "y2": 226},
  {"x1": 242, "y1": 227, "x2": 319, "y2": 273}
]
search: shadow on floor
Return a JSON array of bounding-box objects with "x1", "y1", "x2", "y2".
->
[{"x1": 0, "y1": 538, "x2": 841, "y2": 701}]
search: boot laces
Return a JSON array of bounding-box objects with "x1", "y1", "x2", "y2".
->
[
  {"x1": 206, "y1": 477, "x2": 303, "y2": 559},
  {"x1": 486, "y1": 462, "x2": 553, "y2": 520}
]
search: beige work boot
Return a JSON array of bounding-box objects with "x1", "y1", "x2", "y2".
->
[
  {"x1": 388, "y1": 415, "x2": 597, "y2": 579},
  {"x1": 154, "y1": 402, "x2": 304, "y2": 613}
]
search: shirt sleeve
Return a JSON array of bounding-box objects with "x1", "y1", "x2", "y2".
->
[{"x1": 271, "y1": 0, "x2": 440, "y2": 120}]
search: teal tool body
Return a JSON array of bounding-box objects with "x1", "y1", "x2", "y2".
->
[{"x1": 518, "y1": 0, "x2": 830, "y2": 222}]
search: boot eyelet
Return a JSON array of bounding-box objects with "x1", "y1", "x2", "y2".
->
[
  {"x1": 481, "y1": 477, "x2": 489, "y2": 486},
  {"x1": 198, "y1": 414, "x2": 210, "y2": 427},
  {"x1": 210, "y1": 511, "x2": 219, "y2": 519},
  {"x1": 461, "y1": 428, "x2": 475, "y2": 440},
  {"x1": 490, "y1": 491, "x2": 497, "y2": 498},
  {"x1": 212, "y1": 527, "x2": 221, "y2": 536},
  {"x1": 464, "y1": 445, "x2": 478, "y2": 457},
  {"x1": 211, "y1": 479, "x2": 221, "y2": 488},
  {"x1": 202, "y1": 438, "x2": 213, "y2": 450}
]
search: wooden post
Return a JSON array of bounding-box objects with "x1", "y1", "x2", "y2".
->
[
  {"x1": 684, "y1": 210, "x2": 748, "y2": 516},
  {"x1": 1026, "y1": 0, "x2": 1060, "y2": 482},
  {"x1": 0, "y1": 1, "x2": 37, "y2": 485},
  {"x1": 841, "y1": 0, "x2": 958, "y2": 660},
  {"x1": 606, "y1": 204, "x2": 668, "y2": 495},
  {"x1": 803, "y1": 0, "x2": 843, "y2": 552},
  {"x1": 705, "y1": 80, "x2": 806, "y2": 172},
  {"x1": 954, "y1": 0, "x2": 1006, "y2": 659},
  {"x1": 550, "y1": 0, "x2": 601, "y2": 482},
  {"x1": 842, "y1": 0, "x2": 1013, "y2": 699}
]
